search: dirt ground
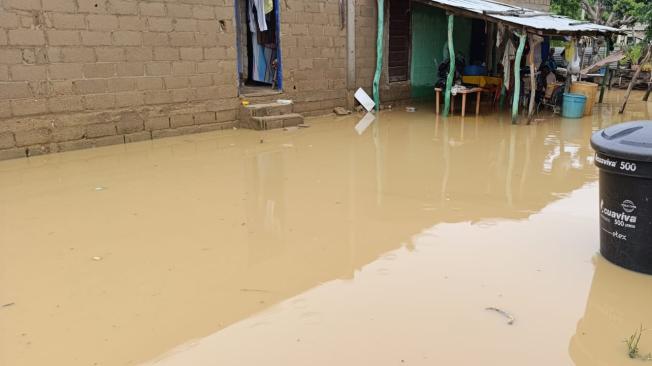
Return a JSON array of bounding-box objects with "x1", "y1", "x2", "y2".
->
[{"x1": 1, "y1": 90, "x2": 652, "y2": 366}]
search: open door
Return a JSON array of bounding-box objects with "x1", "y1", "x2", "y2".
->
[{"x1": 235, "y1": 0, "x2": 283, "y2": 96}]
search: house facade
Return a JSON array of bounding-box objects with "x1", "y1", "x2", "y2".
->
[{"x1": 0, "y1": 0, "x2": 549, "y2": 160}]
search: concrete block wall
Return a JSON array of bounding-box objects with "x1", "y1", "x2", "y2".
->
[
  {"x1": 0, "y1": 0, "x2": 240, "y2": 159},
  {"x1": 277, "y1": 0, "x2": 348, "y2": 117}
]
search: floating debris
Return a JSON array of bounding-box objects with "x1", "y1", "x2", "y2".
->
[
  {"x1": 240, "y1": 288, "x2": 271, "y2": 293},
  {"x1": 485, "y1": 307, "x2": 515, "y2": 325},
  {"x1": 94, "y1": 186, "x2": 106, "y2": 191},
  {"x1": 333, "y1": 107, "x2": 351, "y2": 116},
  {"x1": 405, "y1": 106, "x2": 416, "y2": 112},
  {"x1": 298, "y1": 124, "x2": 310, "y2": 128},
  {"x1": 2, "y1": 302, "x2": 15, "y2": 308},
  {"x1": 92, "y1": 256, "x2": 103, "y2": 261}
]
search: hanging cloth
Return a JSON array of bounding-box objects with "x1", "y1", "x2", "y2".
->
[
  {"x1": 248, "y1": 0, "x2": 267, "y2": 32},
  {"x1": 264, "y1": 0, "x2": 273, "y2": 14},
  {"x1": 531, "y1": 34, "x2": 544, "y2": 66},
  {"x1": 250, "y1": 32, "x2": 275, "y2": 84},
  {"x1": 502, "y1": 39, "x2": 513, "y2": 91}
]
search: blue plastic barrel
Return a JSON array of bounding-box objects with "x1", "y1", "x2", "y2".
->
[{"x1": 562, "y1": 93, "x2": 587, "y2": 118}]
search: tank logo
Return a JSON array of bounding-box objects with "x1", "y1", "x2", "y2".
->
[
  {"x1": 595, "y1": 155, "x2": 617, "y2": 168},
  {"x1": 601, "y1": 200, "x2": 638, "y2": 225},
  {"x1": 621, "y1": 200, "x2": 637, "y2": 213}
]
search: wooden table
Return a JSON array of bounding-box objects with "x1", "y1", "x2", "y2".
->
[{"x1": 435, "y1": 87, "x2": 484, "y2": 117}]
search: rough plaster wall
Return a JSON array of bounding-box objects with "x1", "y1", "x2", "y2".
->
[{"x1": 0, "y1": 0, "x2": 240, "y2": 159}]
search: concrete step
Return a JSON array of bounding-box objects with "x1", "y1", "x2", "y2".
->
[
  {"x1": 242, "y1": 102, "x2": 293, "y2": 118},
  {"x1": 247, "y1": 113, "x2": 304, "y2": 130},
  {"x1": 239, "y1": 91, "x2": 284, "y2": 104}
]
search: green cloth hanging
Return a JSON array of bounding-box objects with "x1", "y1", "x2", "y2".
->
[{"x1": 264, "y1": 0, "x2": 273, "y2": 14}]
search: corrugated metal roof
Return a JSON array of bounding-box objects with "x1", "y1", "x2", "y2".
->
[{"x1": 423, "y1": 0, "x2": 620, "y2": 35}]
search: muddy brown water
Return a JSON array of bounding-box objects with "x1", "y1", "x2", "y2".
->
[{"x1": 1, "y1": 92, "x2": 652, "y2": 366}]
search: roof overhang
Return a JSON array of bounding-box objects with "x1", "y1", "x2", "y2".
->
[{"x1": 413, "y1": 0, "x2": 623, "y2": 36}]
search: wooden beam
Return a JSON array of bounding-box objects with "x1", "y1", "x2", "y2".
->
[
  {"x1": 619, "y1": 44, "x2": 652, "y2": 114},
  {"x1": 527, "y1": 34, "x2": 537, "y2": 123},
  {"x1": 443, "y1": 14, "x2": 455, "y2": 117},
  {"x1": 512, "y1": 31, "x2": 526, "y2": 124}
]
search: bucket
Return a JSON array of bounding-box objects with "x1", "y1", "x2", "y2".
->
[
  {"x1": 562, "y1": 93, "x2": 586, "y2": 118},
  {"x1": 591, "y1": 121, "x2": 652, "y2": 274},
  {"x1": 570, "y1": 81, "x2": 598, "y2": 115}
]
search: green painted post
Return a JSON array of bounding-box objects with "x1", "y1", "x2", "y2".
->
[
  {"x1": 443, "y1": 14, "x2": 455, "y2": 117},
  {"x1": 512, "y1": 32, "x2": 526, "y2": 124},
  {"x1": 372, "y1": 0, "x2": 384, "y2": 112},
  {"x1": 598, "y1": 67, "x2": 609, "y2": 103}
]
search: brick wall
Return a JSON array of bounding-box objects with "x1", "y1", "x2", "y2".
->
[
  {"x1": 0, "y1": 0, "x2": 549, "y2": 160},
  {"x1": 0, "y1": 0, "x2": 240, "y2": 159},
  {"x1": 278, "y1": 0, "x2": 348, "y2": 117}
]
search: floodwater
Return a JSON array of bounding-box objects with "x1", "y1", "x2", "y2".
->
[{"x1": 1, "y1": 91, "x2": 652, "y2": 366}]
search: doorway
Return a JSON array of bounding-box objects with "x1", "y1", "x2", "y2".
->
[{"x1": 235, "y1": 0, "x2": 283, "y2": 96}]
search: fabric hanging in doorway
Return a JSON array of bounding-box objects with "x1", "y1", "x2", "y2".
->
[
  {"x1": 247, "y1": 0, "x2": 276, "y2": 84},
  {"x1": 250, "y1": 31, "x2": 276, "y2": 84},
  {"x1": 248, "y1": 0, "x2": 268, "y2": 32}
]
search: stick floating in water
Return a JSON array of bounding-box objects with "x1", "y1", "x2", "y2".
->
[{"x1": 485, "y1": 307, "x2": 515, "y2": 325}]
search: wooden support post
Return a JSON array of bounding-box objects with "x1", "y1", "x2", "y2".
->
[
  {"x1": 461, "y1": 93, "x2": 467, "y2": 117},
  {"x1": 443, "y1": 14, "x2": 455, "y2": 117},
  {"x1": 644, "y1": 81, "x2": 652, "y2": 102},
  {"x1": 598, "y1": 67, "x2": 609, "y2": 103},
  {"x1": 620, "y1": 44, "x2": 652, "y2": 114},
  {"x1": 512, "y1": 32, "x2": 526, "y2": 124},
  {"x1": 564, "y1": 37, "x2": 573, "y2": 94},
  {"x1": 499, "y1": 82, "x2": 507, "y2": 111},
  {"x1": 527, "y1": 34, "x2": 537, "y2": 123},
  {"x1": 451, "y1": 93, "x2": 455, "y2": 114},
  {"x1": 475, "y1": 90, "x2": 481, "y2": 115}
]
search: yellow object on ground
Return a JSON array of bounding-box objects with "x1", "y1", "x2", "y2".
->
[
  {"x1": 462, "y1": 75, "x2": 502, "y2": 88},
  {"x1": 570, "y1": 81, "x2": 598, "y2": 115}
]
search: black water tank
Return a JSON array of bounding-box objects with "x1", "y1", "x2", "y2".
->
[{"x1": 591, "y1": 121, "x2": 652, "y2": 274}]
